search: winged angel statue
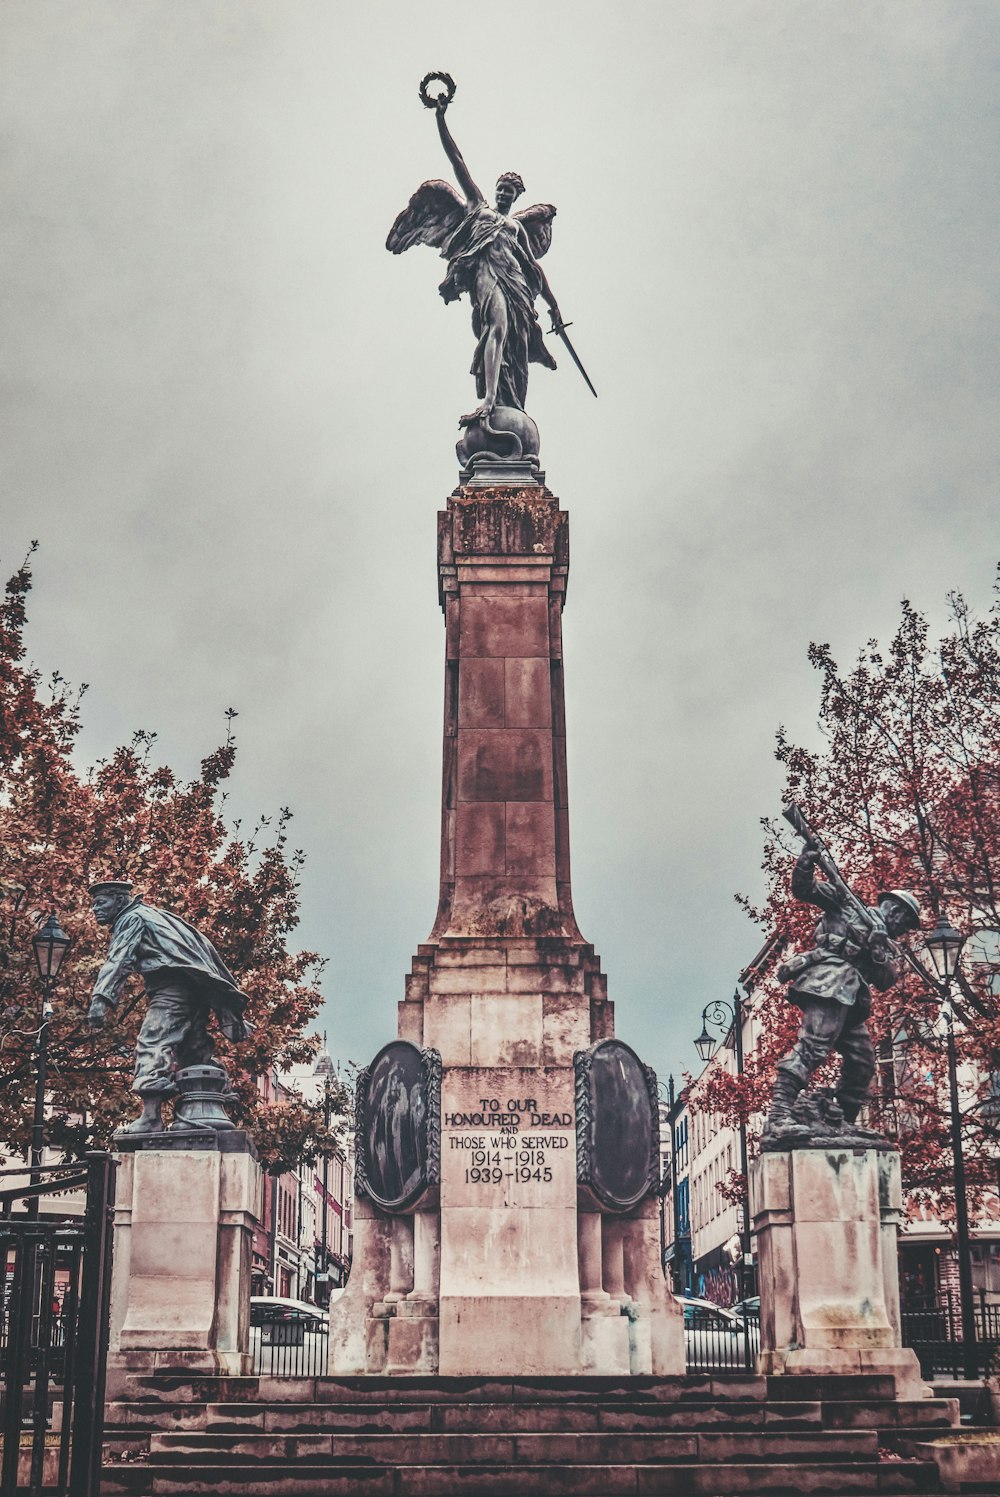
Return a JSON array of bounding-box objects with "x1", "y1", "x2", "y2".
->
[{"x1": 387, "y1": 74, "x2": 593, "y2": 462}]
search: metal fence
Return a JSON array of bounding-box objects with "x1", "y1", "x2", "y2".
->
[
  {"x1": 0, "y1": 1154, "x2": 115, "y2": 1497},
  {"x1": 250, "y1": 1310, "x2": 330, "y2": 1378},
  {"x1": 252, "y1": 1305, "x2": 764, "y2": 1378},
  {"x1": 682, "y1": 1307, "x2": 761, "y2": 1373},
  {"x1": 901, "y1": 1293, "x2": 1000, "y2": 1380}
]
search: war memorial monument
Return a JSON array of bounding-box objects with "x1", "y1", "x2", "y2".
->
[
  {"x1": 325, "y1": 70, "x2": 680, "y2": 1379},
  {"x1": 96, "y1": 73, "x2": 964, "y2": 1497}
]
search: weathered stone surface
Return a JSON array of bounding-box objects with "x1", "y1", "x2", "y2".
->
[
  {"x1": 752, "y1": 1146, "x2": 928, "y2": 1401},
  {"x1": 454, "y1": 801, "x2": 506, "y2": 877},
  {"x1": 457, "y1": 729, "x2": 553, "y2": 803},
  {"x1": 504, "y1": 801, "x2": 556, "y2": 876},
  {"x1": 503, "y1": 657, "x2": 552, "y2": 728},
  {"x1": 108, "y1": 1136, "x2": 259, "y2": 1393},
  {"x1": 457, "y1": 658, "x2": 505, "y2": 728},
  {"x1": 459, "y1": 596, "x2": 550, "y2": 659},
  {"x1": 329, "y1": 487, "x2": 679, "y2": 1378}
]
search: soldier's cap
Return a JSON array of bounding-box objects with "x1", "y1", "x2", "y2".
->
[
  {"x1": 88, "y1": 879, "x2": 134, "y2": 898},
  {"x1": 876, "y1": 889, "x2": 921, "y2": 928}
]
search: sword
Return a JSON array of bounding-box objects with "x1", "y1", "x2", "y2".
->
[{"x1": 548, "y1": 319, "x2": 597, "y2": 399}]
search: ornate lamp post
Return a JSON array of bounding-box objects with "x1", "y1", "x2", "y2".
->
[
  {"x1": 693, "y1": 991, "x2": 752, "y2": 1313},
  {"x1": 924, "y1": 915, "x2": 977, "y2": 1378},
  {"x1": 28, "y1": 909, "x2": 71, "y2": 1215}
]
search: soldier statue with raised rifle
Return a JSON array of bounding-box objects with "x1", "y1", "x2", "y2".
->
[{"x1": 763, "y1": 805, "x2": 921, "y2": 1146}]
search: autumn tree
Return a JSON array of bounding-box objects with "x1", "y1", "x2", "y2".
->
[
  {"x1": 0, "y1": 548, "x2": 351, "y2": 1167},
  {"x1": 698, "y1": 569, "x2": 1000, "y2": 1220}
]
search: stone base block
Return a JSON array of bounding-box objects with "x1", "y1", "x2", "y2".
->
[
  {"x1": 439, "y1": 1293, "x2": 582, "y2": 1376},
  {"x1": 386, "y1": 1311, "x2": 439, "y2": 1373},
  {"x1": 752, "y1": 1144, "x2": 930, "y2": 1402},
  {"x1": 328, "y1": 1205, "x2": 396, "y2": 1375},
  {"x1": 105, "y1": 1345, "x2": 252, "y2": 1399},
  {"x1": 109, "y1": 1133, "x2": 259, "y2": 1394},
  {"x1": 758, "y1": 1345, "x2": 930, "y2": 1401},
  {"x1": 580, "y1": 1306, "x2": 631, "y2": 1375},
  {"x1": 899, "y1": 1431, "x2": 1000, "y2": 1489}
]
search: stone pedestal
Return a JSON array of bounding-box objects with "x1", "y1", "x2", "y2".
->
[
  {"x1": 107, "y1": 1131, "x2": 260, "y2": 1393},
  {"x1": 329, "y1": 481, "x2": 682, "y2": 1378},
  {"x1": 751, "y1": 1144, "x2": 927, "y2": 1399}
]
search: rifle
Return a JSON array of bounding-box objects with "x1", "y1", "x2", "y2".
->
[
  {"x1": 782, "y1": 803, "x2": 899, "y2": 965},
  {"x1": 782, "y1": 804, "x2": 991, "y2": 1023}
]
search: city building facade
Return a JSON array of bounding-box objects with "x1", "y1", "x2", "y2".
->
[{"x1": 240, "y1": 1054, "x2": 356, "y2": 1306}]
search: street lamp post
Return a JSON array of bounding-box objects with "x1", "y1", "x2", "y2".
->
[
  {"x1": 925, "y1": 915, "x2": 978, "y2": 1380},
  {"x1": 28, "y1": 909, "x2": 71, "y2": 1218},
  {"x1": 693, "y1": 991, "x2": 752, "y2": 1309}
]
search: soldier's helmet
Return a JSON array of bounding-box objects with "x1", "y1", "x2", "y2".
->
[{"x1": 876, "y1": 889, "x2": 920, "y2": 930}]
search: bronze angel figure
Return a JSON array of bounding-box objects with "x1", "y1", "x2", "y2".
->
[{"x1": 387, "y1": 84, "x2": 564, "y2": 429}]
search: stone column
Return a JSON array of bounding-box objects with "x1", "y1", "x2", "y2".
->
[
  {"x1": 577, "y1": 1212, "x2": 608, "y2": 1311},
  {"x1": 386, "y1": 1212, "x2": 440, "y2": 1374},
  {"x1": 751, "y1": 1144, "x2": 927, "y2": 1399},
  {"x1": 578, "y1": 1210, "x2": 631, "y2": 1374},
  {"x1": 410, "y1": 487, "x2": 595, "y2": 1374},
  {"x1": 623, "y1": 1202, "x2": 686, "y2": 1375},
  {"x1": 601, "y1": 1216, "x2": 628, "y2": 1303},
  {"x1": 410, "y1": 1209, "x2": 440, "y2": 1303},
  {"x1": 338, "y1": 479, "x2": 682, "y2": 1377},
  {"x1": 383, "y1": 1216, "x2": 414, "y2": 1305},
  {"x1": 107, "y1": 1132, "x2": 259, "y2": 1394},
  {"x1": 328, "y1": 1195, "x2": 393, "y2": 1374}
]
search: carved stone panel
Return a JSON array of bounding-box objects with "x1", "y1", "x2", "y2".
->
[
  {"x1": 575, "y1": 1039, "x2": 659, "y2": 1213},
  {"x1": 356, "y1": 1042, "x2": 441, "y2": 1213}
]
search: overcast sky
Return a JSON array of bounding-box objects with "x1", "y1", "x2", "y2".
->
[{"x1": 3, "y1": 1, "x2": 998, "y2": 1089}]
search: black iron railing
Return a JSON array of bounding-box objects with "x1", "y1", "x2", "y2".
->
[
  {"x1": 901, "y1": 1291, "x2": 1000, "y2": 1380},
  {"x1": 0, "y1": 1154, "x2": 115, "y2": 1497},
  {"x1": 682, "y1": 1306, "x2": 761, "y2": 1373},
  {"x1": 250, "y1": 1314, "x2": 329, "y2": 1378}
]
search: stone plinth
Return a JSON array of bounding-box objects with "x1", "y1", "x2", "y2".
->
[
  {"x1": 751, "y1": 1144, "x2": 927, "y2": 1399},
  {"x1": 107, "y1": 1131, "x2": 260, "y2": 1393},
  {"x1": 329, "y1": 483, "x2": 683, "y2": 1378}
]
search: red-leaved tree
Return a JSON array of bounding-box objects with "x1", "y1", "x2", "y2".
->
[
  {"x1": 0, "y1": 548, "x2": 350, "y2": 1167},
  {"x1": 698, "y1": 571, "x2": 1000, "y2": 1221}
]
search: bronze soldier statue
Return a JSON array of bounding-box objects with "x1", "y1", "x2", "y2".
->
[
  {"x1": 87, "y1": 880, "x2": 251, "y2": 1134},
  {"x1": 763, "y1": 806, "x2": 921, "y2": 1145}
]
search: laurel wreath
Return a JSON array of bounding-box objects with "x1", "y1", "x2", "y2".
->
[{"x1": 419, "y1": 71, "x2": 456, "y2": 110}]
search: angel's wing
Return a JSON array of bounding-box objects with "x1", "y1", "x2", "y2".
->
[
  {"x1": 514, "y1": 202, "x2": 557, "y2": 259},
  {"x1": 386, "y1": 180, "x2": 466, "y2": 255}
]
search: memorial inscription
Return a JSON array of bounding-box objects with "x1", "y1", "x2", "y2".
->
[
  {"x1": 446, "y1": 1096, "x2": 571, "y2": 1187},
  {"x1": 441, "y1": 1070, "x2": 575, "y2": 1209}
]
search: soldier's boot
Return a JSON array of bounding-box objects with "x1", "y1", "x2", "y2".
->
[
  {"x1": 121, "y1": 1096, "x2": 164, "y2": 1135},
  {"x1": 835, "y1": 1092, "x2": 884, "y2": 1143},
  {"x1": 763, "y1": 1071, "x2": 810, "y2": 1140}
]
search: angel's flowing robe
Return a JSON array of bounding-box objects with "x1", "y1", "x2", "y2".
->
[{"x1": 438, "y1": 205, "x2": 556, "y2": 411}]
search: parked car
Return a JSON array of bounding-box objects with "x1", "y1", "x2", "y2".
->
[
  {"x1": 249, "y1": 1296, "x2": 329, "y2": 1376},
  {"x1": 674, "y1": 1296, "x2": 758, "y2": 1371}
]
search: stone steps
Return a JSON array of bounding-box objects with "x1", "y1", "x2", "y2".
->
[
  {"x1": 117, "y1": 1371, "x2": 903, "y2": 1404},
  {"x1": 105, "y1": 1396, "x2": 959, "y2": 1435},
  {"x1": 100, "y1": 1373, "x2": 956, "y2": 1496},
  {"x1": 144, "y1": 1427, "x2": 882, "y2": 1461},
  {"x1": 100, "y1": 1457, "x2": 942, "y2": 1496}
]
